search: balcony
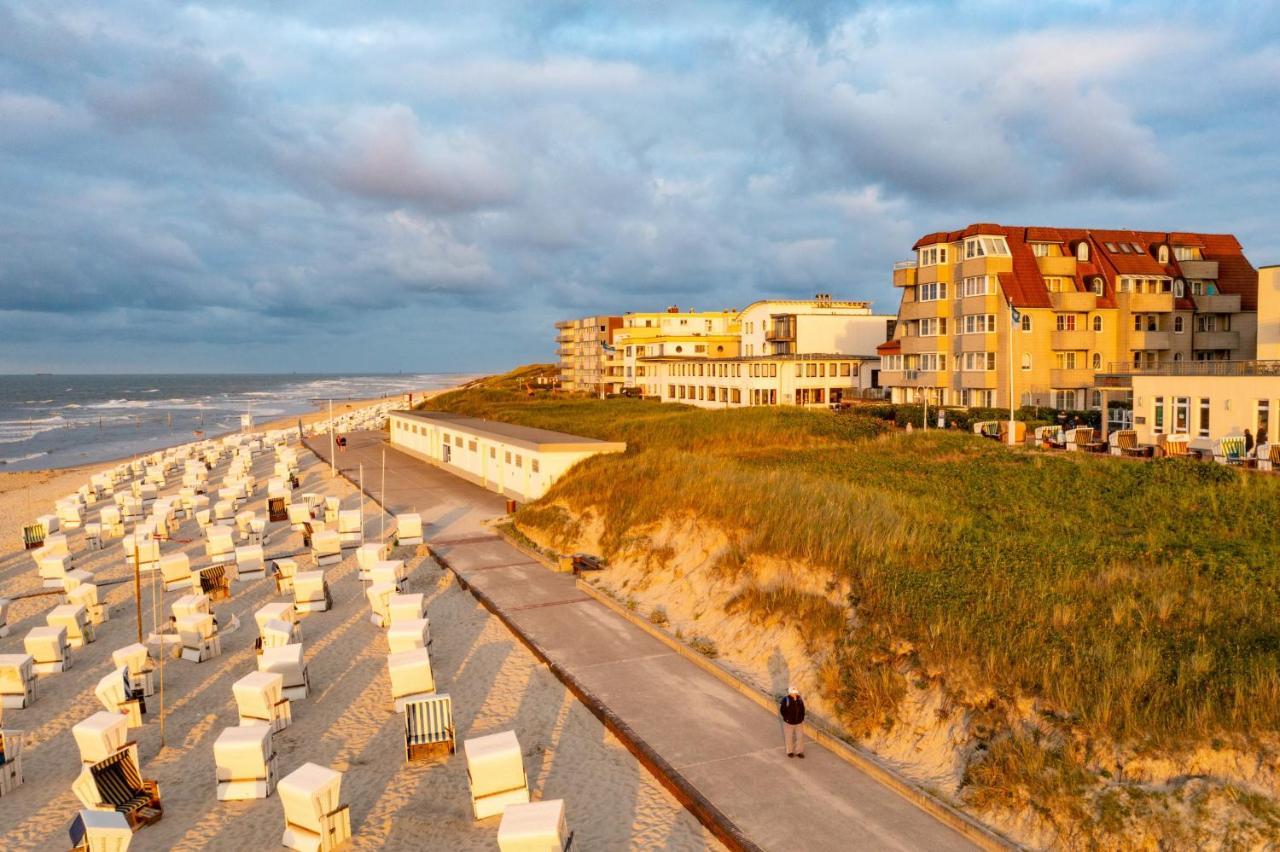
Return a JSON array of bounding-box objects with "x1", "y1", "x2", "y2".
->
[
  {"x1": 1129, "y1": 330, "x2": 1171, "y2": 350},
  {"x1": 1049, "y1": 368, "x2": 1094, "y2": 388},
  {"x1": 961, "y1": 371, "x2": 998, "y2": 389},
  {"x1": 1193, "y1": 330, "x2": 1240, "y2": 351},
  {"x1": 1125, "y1": 292, "x2": 1174, "y2": 312},
  {"x1": 893, "y1": 263, "x2": 918, "y2": 287},
  {"x1": 765, "y1": 316, "x2": 796, "y2": 342},
  {"x1": 899, "y1": 335, "x2": 947, "y2": 355},
  {"x1": 1179, "y1": 259, "x2": 1219, "y2": 280},
  {"x1": 1037, "y1": 256, "x2": 1078, "y2": 277},
  {"x1": 1050, "y1": 329, "x2": 1093, "y2": 350},
  {"x1": 1192, "y1": 293, "x2": 1241, "y2": 313},
  {"x1": 1049, "y1": 291, "x2": 1097, "y2": 312},
  {"x1": 899, "y1": 300, "x2": 945, "y2": 321}
]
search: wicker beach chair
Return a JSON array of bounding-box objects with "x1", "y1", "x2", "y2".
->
[
  {"x1": 465, "y1": 730, "x2": 530, "y2": 819},
  {"x1": 1216, "y1": 435, "x2": 1246, "y2": 465},
  {"x1": 72, "y1": 749, "x2": 163, "y2": 829},
  {"x1": 404, "y1": 694, "x2": 454, "y2": 763},
  {"x1": 279, "y1": 763, "x2": 351, "y2": 852},
  {"x1": 498, "y1": 800, "x2": 573, "y2": 852}
]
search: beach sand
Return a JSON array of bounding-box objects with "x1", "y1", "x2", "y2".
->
[{"x1": 0, "y1": 431, "x2": 717, "y2": 849}]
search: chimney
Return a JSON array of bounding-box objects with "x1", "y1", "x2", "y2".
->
[{"x1": 667, "y1": 305, "x2": 680, "y2": 313}]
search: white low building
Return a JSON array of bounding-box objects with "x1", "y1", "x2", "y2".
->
[
  {"x1": 389, "y1": 411, "x2": 625, "y2": 501},
  {"x1": 650, "y1": 353, "x2": 881, "y2": 408}
]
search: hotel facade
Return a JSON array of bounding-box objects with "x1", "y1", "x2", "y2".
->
[
  {"x1": 557, "y1": 296, "x2": 895, "y2": 408},
  {"x1": 879, "y1": 225, "x2": 1260, "y2": 420}
]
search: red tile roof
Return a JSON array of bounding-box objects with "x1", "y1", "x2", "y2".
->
[
  {"x1": 876, "y1": 339, "x2": 901, "y2": 355},
  {"x1": 906, "y1": 224, "x2": 1257, "y2": 311}
]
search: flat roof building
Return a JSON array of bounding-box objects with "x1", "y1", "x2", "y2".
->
[{"x1": 389, "y1": 410, "x2": 626, "y2": 502}]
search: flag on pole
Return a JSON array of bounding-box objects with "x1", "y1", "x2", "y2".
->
[
  {"x1": 601, "y1": 341, "x2": 617, "y2": 354},
  {"x1": 1010, "y1": 306, "x2": 1022, "y2": 325}
]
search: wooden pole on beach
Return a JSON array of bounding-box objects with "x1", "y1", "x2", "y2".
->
[
  {"x1": 132, "y1": 536, "x2": 143, "y2": 645},
  {"x1": 359, "y1": 464, "x2": 365, "y2": 545},
  {"x1": 328, "y1": 399, "x2": 335, "y2": 478},
  {"x1": 380, "y1": 448, "x2": 386, "y2": 543}
]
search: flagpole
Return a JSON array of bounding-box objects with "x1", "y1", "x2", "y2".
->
[{"x1": 1009, "y1": 302, "x2": 1017, "y2": 446}]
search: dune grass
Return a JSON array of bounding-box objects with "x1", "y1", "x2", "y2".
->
[{"x1": 426, "y1": 366, "x2": 1280, "y2": 826}]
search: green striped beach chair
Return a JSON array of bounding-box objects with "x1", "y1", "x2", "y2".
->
[
  {"x1": 1217, "y1": 435, "x2": 1246, "y2": 465},
  {"x1": 404, "y1": 694, "x2": 454, "y2": 763}
]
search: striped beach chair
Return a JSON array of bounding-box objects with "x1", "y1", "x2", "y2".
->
[
  {"x1": 76, "y1": 749, "x2": 163, "y2": 829},
  {"x1": 197, "y1": 566, "x2": 230, "y2": 602},
  {"x1": 1216, "y1": 435, "x2": 1246, "y2": 466},
  {"x1": 23, "y1": 522, "x2": 47, "y2": 551},
  {"x1": 404, "y1": 694, "x2": 454, "y2": 763}
]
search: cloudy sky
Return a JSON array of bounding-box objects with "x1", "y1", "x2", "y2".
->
[{"x1": 1, "y1": 1, "x2": 1277, "y2": 373}]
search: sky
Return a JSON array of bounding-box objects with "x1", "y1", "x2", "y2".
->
[{"x1": 1, "y1": 0, "x2": 1277, "y2": 373}]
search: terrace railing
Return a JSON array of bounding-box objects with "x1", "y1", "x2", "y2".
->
[{"x1": 1100, "y1": 359, "x2": 1280, "y2": 377}]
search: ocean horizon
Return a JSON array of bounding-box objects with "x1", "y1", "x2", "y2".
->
[{"x1": 0, "y1": 372, "x2": 472, "y2": 472}]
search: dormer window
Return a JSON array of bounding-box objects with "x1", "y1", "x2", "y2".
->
[
  {"x1": 1174, "y1": 279, "x2": 1185, "y2": 298},
  {"x1": 965, "y1": 236, "x2": 1010, "y2": 258},
  {"x1": 1157, "y1": 245, "x2": 1169, "y2": 264},
  {"x1": 1077, "y1": 242, "x2": 1090, "y2": 262},
  {"x1": 1092, "y1": 276, "x2": 1104, "y2": 296}
]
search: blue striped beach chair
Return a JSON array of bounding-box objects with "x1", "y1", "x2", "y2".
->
[{"x1": 404, "y1": 694, "x2": 454, "y2": 763}]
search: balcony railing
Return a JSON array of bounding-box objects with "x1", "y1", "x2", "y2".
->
[
  {"x1": 1099, "y1": 359, "x2": 1280, "y2": 377},
  {"x1": 1193, "y1": 330, "x2": 1240, "y2": 351},
  {"x1": 1179, "y1": 259, "x2": 1219, "y2": 280},
  {"x1": 1049, "y1": 368, "x2": 1094, "y2": 388},
  {"x1": 1123, "y1": 292, "x2": 1174, "y2": 312},
  {"x1": 1049, "y1": 329, "x2": 1093, "y2": 350},
  {"x1": 893, "y1": 261, "x2": 917, "y2": 270},
  {"x1": 893, "y1": 265, "x2": 918, "y2": 287},
  {"x1": 1192, "y1": 293, "x2": 1241, "y2": 313},
  {"x1": 1129, "y1": 330, "x2": 1171, "y2": 350},
  {"x1": 1048, "y1": 291, "x2": 1097, "y2": 312}
]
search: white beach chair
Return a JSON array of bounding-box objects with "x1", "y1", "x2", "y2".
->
[
  {"x1": 258, "y1": 644, "x2": 309, "y2": 701},
  {"x1": 176, "y1": 613, "x2": 221, "y2": 663},
  {"x1": 235, "y1": 545, "x2": 268, "y2": 583},
  {"x1": 323, "y1": 497, "x2": 340, "y2": 525},
  {"x1": 72, "y1": 711, "x2": 131, "y2": 766},
  {"x1": 112, "y1": 643, "x2": 156, "y2": 697},
  {"x1": 387, "y1": 618, "x2": 430, "y2": 655},
  {"x1": 66, "y1": 580, "x2": 108, "y2": 626},
  {"x1": 337, "y1": 510, "x2": 362, "y2": 547},
  {"x1": 389, "y1": 593, "x2": 426, "y2": 625},
  {"x1": 233, "y1": 670, "x2": 292, "y2": 733},
  {"x1": 256, "y1": 603, "x2": 303, "y2": 643},
  {"x1": 293, "y1": 571, "x2": 331, "y2": 613},
  {"x1": 159, "y1": 553, "x2": 192, "y2": 593},
  {"x1": 311, "y1": 530, "x2": 341, "y2": 567},
  {"x1": 122, "y1": 536, "x2": 160, "y2": 573},
  {"x1": 356, "y1": 542, "x2": 388, "y2": 580},
  {"x1": 205, "y1": 526, "x2": 236, "y2": 564},
  {"x1": 369, "y1": 559, "x2": 407, "y2": 592},
  {"x1": 395, "y1": 513, "x2": 423, "y2": 546},
  {"x1": 213, "y1": 499, "x2": 236, "y2": 522},
  {"x1": 100, "y1": 506, "x2": 124, "y2": 539},
  {"x1": 235, "y1": 510, "x2": 257, "y2": 541},
  {"x1": 48, "y1": 603, "x2": 94, "y2": 648},
  {"x1": 278, "y1": 763, "x2": 351, "y2": 852},
  {"x1": 195, "y1": 508, "x2": 213, "y2": 530},
  {"x1": 214, "y1": 724, "x2": 278, "y2": 801},
  {"x1": 94, "y1": 666, "x2": 145, "y2": 728},
  {"x1": 259, "y1": 619, "x2": 295, "y2": 652},
  {"x1": 404, "y1": 693, "x2": 454, "y2": 764},
  {"x1": 71, "y1": 738, "x2": 161, "y2": 829},
  {"x1": 172, "y1": 593, "x2": 211, "y2": 619},
  {"x1": 0, "y1": 654, "x2": 36, "y2": 708},
  {"x1": 464, "y1": 730, "x2": 530, "y2": 819},
  {"x1": 57, "y1": 500, "x2": 83, "y2": 530},
  {"x1": 37, "y1": 550, "x2": 73, "y2": 589},
  {"x1": 68, "y1": 810, "x2": 131, "y2": 849},
  {"x1": 388, "y1": 648, "x2": 435, "y2": 712},
  {"x1": 25, "y1": 625, "x2": 71, "y2": 673},
  {"x1": 498, "y1": 799, "x2": 571, "y2": 852},
  {"x1": 366, "y1": 582, "x2": 397, "y2": 628},
  {"x1": 287, "y1": 503, "x2": 312, "y2": 531},
  {"x1": 0, "y1": 727, "x2": 25, "y2": 797},
  {"x1": 36, "y1": 512, "x2": 59, "y2": 536},
  {"x1": 274, "y1": 558, "x2": 300, "y2": 594},
  {"x1": 84, "y1": 522, "x2": 103, "y2": 551}
]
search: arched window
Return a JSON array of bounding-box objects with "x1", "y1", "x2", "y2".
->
[
  {"x1": 1021, "y1": 353, "x2": 1032, "y2": 370},
  {"x1": 1092, "y1": 352, "x2": 1101, "y2": 369},
  {"x1": 1158, "y1": 245, "x2": 1169, "y2": 264},
  {"x1": 1173, "y1": 352, "x2": 1184, "y2": 361},
  {"x1": 1174, "y1": 279, "x2": 1186, "y2": 298},
  {"x1": 1021, "y1": 314, "x2": 1032, "y2": 332},
  {"x1": 1092, "y1": 277, "x2": 1104, "y2": 296},
  {"x1": 1077, "y1": 242, "x2": 1090, "y2": 262},
  {"x1": 1092, "y1": 316, "x2": 1102, "y2": 332}
]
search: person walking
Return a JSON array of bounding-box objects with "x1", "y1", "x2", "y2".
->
[{"x1": 780, "y1": 686, "x2": 806, "y2": 758}]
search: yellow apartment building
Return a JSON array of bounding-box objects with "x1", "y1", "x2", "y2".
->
[
  {"x1": 554, "y1": 315, "x2": 622, "y2": 395},
  {"x1": 879, "y1": 225, "x2": 1259, "y2": 421},
  {"x1": 604, "y1": 307, "x2": 741, "y2": 396}
]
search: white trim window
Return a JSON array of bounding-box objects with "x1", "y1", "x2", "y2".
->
[{"x1": 965, "y1": 236, "x2": 1010, "y2": 258}]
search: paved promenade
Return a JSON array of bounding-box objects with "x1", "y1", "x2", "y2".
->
[{"x1": 314, "y1": 431, "x2": 981, "y2": 852}]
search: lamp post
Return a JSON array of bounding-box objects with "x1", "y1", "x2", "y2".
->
[{"x1": 328, "y1": 398, "x2": 335, "y2": 477}]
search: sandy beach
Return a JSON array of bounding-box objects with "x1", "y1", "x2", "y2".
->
[
  {"x1": 0, "y1": 385, "x2": 461, "y2": 553},
  {"x1": 0, "y1": 416, "x2": 716, "y2": 849}
]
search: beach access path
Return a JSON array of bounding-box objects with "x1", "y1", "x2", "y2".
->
[{"x1": 313, "y1": 430, "x2": 981, "y2": 852}]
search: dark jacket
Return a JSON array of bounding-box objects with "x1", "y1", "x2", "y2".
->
[{"x1": 780, "y1": 695, "x2": 805, "y2": 725}]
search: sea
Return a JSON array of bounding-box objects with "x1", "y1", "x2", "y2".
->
[{"x1": 0, "y1": 373, "x2": 471, "y2": 473}]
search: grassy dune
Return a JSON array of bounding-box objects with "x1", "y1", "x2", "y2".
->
[{"x1": 425, "y1": 366, "x2": 1280, "y2": 839}]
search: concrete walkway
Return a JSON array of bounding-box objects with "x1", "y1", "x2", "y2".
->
[{"x1": 314, "y1": 431, "x2": 981, "y2": 852}]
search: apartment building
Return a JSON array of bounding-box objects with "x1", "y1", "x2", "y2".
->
[
  {"x1": 652, "y1": 353, "x2": 880, "y2": 409},
  {"x1": 554, "y1": 315, "x2": 622, "y2": 395},
  {"x1": 604, "y1": 307, "x2": 741, "y2": 396},
  {"x1": 879, "y1": 225, "x2": 1259, "y2": 417}
]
